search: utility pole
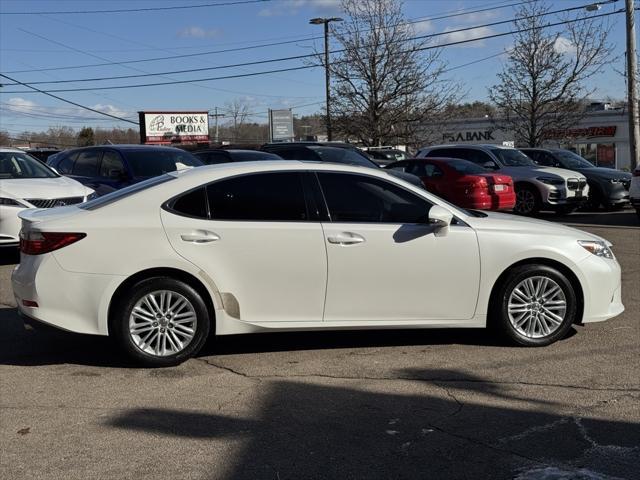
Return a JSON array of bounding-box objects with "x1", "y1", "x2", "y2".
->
[
  {"x1": 626, "y1": 0, "x2": 639, "y2": 170},
  {"x1": 310, "y1": 17, "x2": 343, "y2": 141},
  {"x1": 209, "y1": 107, "x2": 224, "y2": 144}
]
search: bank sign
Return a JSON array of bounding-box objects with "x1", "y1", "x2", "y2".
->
[{"x1": 139, "y1": 111, "x2": 209, "y2": 144}]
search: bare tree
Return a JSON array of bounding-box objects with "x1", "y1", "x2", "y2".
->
[
  {"x1": 223, "y1": 98, "x2": 250, "y2": 142},
  {"x1": 488, "y1": 0, "x2": 615, "y2": 147},
  {"x1": 326, "y1": 0, "x2": 459, "y2": 147}
]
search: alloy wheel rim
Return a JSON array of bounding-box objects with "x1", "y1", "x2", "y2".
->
[
  {"x1": 515, "y1": 190, "x2": 535, "y2": 214},
  {"x1": 507, "y1": 276, "x2": 567, "y2": 339},
  {"x1": 129, "y1": 290, "x2": 197, "y2": 357}
]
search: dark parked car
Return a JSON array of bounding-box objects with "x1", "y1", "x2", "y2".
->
[
  {"x1": 521, "y1": 148, "x2": 632, "y2": 210},
  {"x1": 47, "y1": 145, "x2": 202, "y2": 196},
  {"x1": 261, "y1": 143, "x2": 423, "y2": 187},
  {"x1": 22, "y1": 148, "x2": 61, "y2": 164},
  {"x1": 366, "y1": 148, "x2": 408, "y2": 166},
  {"x1": 193, "y1": 149, "x2": 282, "y2": 164}
]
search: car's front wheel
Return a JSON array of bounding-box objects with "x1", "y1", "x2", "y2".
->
[
  {"x1": 112, "y1": 277, "x2": 211, "y2": 366},
  {"x1": 493, "y1": 265, "x2": 577, "y2": 346},
  {"x1": 514, "y1": 185, "x2": 540, "y2": 215}
]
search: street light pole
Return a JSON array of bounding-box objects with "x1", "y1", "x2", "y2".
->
[
  {"x1": 310, "y1": 17, "x2": 343, "y2": 142},
  {"x1": 625, "y1": 0, "x2": 639, "y2": 171}
]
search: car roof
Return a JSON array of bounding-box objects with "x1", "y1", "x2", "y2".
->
[
  {"x1": 422, "y1": 144, "x2": 513, "y2": 150},
  {"x1": 64, "y1": 144, "x2": 189, "y2": 152},
  {"x1": 264, "y1": 141, "x2": 360, "y2": 149}
]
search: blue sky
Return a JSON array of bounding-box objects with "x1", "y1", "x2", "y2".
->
[{"x1": 0, "y1": 0, "x2": 630, "y2": 135}]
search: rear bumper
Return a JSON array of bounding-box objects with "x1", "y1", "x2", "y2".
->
[{"x1": 12, "y1": 253, "x2": 124, "y2": 336}]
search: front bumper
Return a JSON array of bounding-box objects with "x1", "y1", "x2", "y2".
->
[
  {"x1": 0, "y1": 205, "x2": 25, "y2": 246},
  {"x1": 577, "y1": 254, "x2": 624, "y2": 323},
  {"x1": 539, "y1": 183, "x2": 589, "y2": 207}
]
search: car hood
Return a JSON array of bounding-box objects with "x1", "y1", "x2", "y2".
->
[
  {"x1": 0, "y1": 176, "x2": 93, "y2": 201},
  {"x1": 498, "y1": 166, "x2": 586, "y2": 181},
  {"x1": 574, "y1": 167, "x2": 632, "y2": 181},
  {"x1": 469, "y1": 210, "x2": 606, "y2": 243}
]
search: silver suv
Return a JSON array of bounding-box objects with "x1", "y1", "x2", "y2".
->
[{"x1": 417, "y1": 144, "x2": 589, "y2": 215}]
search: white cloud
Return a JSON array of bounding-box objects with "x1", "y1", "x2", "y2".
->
[
  {"x1": 412, "y1": 20, "x2": 433, "y2": 35},
  {"x1": 554, "y1": 36, "x2": 577, "y2": 55},
  {"x1": 258, "y1": 0, "x2": 340, "y2": 17},
  {"x1": 3, "y1": 97, "x2": 132, "y2": 122},
  {"x1": 88, "y1": 104, "x2": 132, "y2": 119},
  {"x1": 5, "y1": 97, "x2": 38, "y2": 112},
  {"x1": 177, "y1": 26, "x2": 221, "y2": 38},
  {"x1": 439, "y1": 26, "x2": 494, "y2": 48}
]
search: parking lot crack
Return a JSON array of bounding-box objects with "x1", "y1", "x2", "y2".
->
[{"x1": 433, "y1": 382, "x2": 464, "y2": 417}]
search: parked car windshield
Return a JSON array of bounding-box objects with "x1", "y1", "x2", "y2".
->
[
  {"x1": 0, "y1": 151, "x2": 59, "y2": 179},
  {"x1": 308, "y1": 146, "x2": 378, "y2": 168},
  {"x1": 125, "y1": 149, "x2": 202, "y2": 178},
  {"x1": 553, "y1": 150, "x2": 595, "y2": 169},
  {"x1": 80, "y1": 174, "x2": 175, "y2": 210},
  {"x1": 491, "y1": 149, "x2": 536, "y2": 167},
  {"x1": 447, "y1": 159, "x2": 488, "y2": 175}
]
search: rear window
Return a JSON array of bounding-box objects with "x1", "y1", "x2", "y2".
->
[
  {"x1": 447, "y1": 160, "x2": 487, "y2": 175},
  {"x1": 125, "y1": 149, "x2": 202, "y2": 177},
  {"x1": 80, "y1": 174, "x2": 175, "y2": 210},
  {"x1": 308, "y1": 147, "x2": 377, "y2": 168}
]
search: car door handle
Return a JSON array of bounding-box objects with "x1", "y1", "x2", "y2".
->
[
  {"x1": 327, "y1": 232, "x2": 366, "y2": 245},
  {"x1": 180, "y1": 231, "x2": 220, "y2": 243}
]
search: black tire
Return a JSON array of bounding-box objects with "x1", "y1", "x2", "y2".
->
[
  {"x1": 514, "y1": 184, "x2": 541, "y2": 215},
  {"x1": 491, "y1": 264, "x2": 577, "y2": 347},
  {"x1": 586, "y1": 185, "x2": 602, "y2": 211},
  {"x1": 635, "y1": 208, "x2": 640, "y2": 220},
  {"x1": 111, "y1": 277, "x2": 211, "y2": 367}
]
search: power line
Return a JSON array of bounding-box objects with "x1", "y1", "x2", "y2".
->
[
  {"x1": 0, "y1": 73, "x2": 139, "y2": 124},
  {"x1": 0, "y1": 8, "x2": 623, "y2": 95},
  {"x1": 0, "y1": 0, "x2": 269, "y2": 15},
  {"x1": 3, "y1": 0, "x2": 617, "y2": 87},
  {"x1": 2, "y1": 0, "x2": 529, "y2": 75}
]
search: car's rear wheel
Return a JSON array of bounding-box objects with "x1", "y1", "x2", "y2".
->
[
  {"x1": 514, "y1": 185, "x2": 540, "y2": 215},
  {"x1": 112, "y1": 277, "x2": 210, "y2": 366},
  {"x1": 493, "y1": 265, "x2": 577, "y2": 346}
]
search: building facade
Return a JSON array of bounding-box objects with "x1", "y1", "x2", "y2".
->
[{"x1": 429, "y1": 109, "x2": 631, "y2": 171}]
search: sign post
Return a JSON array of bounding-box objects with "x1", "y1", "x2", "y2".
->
[
  {"x1": 268, "y1": 109, "x2": 294, "y2": 142},
  {"x1": 139, "y1": 111, "x2": 209, "y2": 144}
]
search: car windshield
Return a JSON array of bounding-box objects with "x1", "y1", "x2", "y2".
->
[
  {"x1": 308, "y1": 146, "x2": 378, "y2": 168},
  {"x1": 125, "y1": 149, "x2": 203, "y2": 177},
  {"x1": 0, "y1": 151, "x2": 59, "y2": 179},
  {"x1": 447, "y1": 159, "x2": 487, "y2": 175},
  {"x1": 553, "y1": 150, "x2": 595, "y2": 169},
  {"x1": 491, "y1": 149, "x2": 536, "y2": 167}
]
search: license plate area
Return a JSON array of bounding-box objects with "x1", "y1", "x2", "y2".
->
[{"x1": 493, "y1": 184, "x2": 506, "y2": 192}]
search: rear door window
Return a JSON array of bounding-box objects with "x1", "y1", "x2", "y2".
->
[
  {"x1": 56, "y1": 152, "x2": 77, "y2": 174},
  {"x1": 72, "y1": 150, "x2": 101, "y2": 177},
  {"x1": 99, "y1": 150, "x2": 126, "y2": 178},
  {"x1": 206, "y1": 172, "x2": 309, "y2": 221}
]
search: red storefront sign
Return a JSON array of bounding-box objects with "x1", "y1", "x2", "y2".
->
[{"x1": 544, "y1": 126, "x2": 617, "y2": 139}]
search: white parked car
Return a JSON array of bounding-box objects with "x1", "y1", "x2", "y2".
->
[
  {"x1": 0, "y1": 147, "x2": 95, "y2": 246},
  {"x1": 630, "y1": 164, "x2": 640, "y2": 218},
  {"x1": 12, "y1": 161, "x2": 623, "y2": 366},
  {"x1": 416, "y1": 145, "x2": 589, "y2": 215}
]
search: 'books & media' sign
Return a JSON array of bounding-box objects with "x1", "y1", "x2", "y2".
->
[{"x1": 139, "y1": 111, "x2": 209, "y2": 144}]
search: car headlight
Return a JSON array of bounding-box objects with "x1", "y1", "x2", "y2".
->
[
  {"x1": 578, "y1": 240, "x2": 614, "y2": 259},
  {"x1": 609, "y1": 178, "x2": 625, "y2": 184},
  {"x1": 0, "y1": 197, "x2": 27, "y2": 207},
  {"x1": 537, "y1": 176, "x2": 565, "y2": 186},
  {"x1": 85, "y1": 192, "x2": 98, "y2": 201}
]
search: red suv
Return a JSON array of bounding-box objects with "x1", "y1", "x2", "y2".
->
[{"x1": 385, "y1": 158, "x2": 515, "y2": 211}]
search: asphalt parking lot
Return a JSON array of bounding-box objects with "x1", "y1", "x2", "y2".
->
[{"x1": 0, "y1": 209, "x2": 638, "y2": 480}]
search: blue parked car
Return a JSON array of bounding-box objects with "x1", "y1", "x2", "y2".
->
[{"x1": 47, "y1": 145, "x2": 203, "y2": 196}]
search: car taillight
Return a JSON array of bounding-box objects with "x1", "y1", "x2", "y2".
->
[{"x1": 20, "y1": 231, "x2": 86, "y2": 255}]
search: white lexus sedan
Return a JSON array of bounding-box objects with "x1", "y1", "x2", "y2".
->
[
  {"x1": 12, "y1": 161, "x2": 623, "y2": 366},
  {"x1": 0, "y1": 147, "x2": 95, "y2": 246}
]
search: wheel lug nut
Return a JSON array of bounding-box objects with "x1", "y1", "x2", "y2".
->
[{"x1": 153, "y1": 322, "x2": 158, "y2": 327}]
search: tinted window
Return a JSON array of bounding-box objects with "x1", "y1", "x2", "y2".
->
[
  {"x1": 171, "y1": 187, "x2": 208, "y2": 218},
  {"x1": 405, "y1": 162, "x2": 427, "y2": 177},
  {"x1": 268, "y1": 147, "x2": 317, "y2": 161},
  {"x1": 424, "y1": 164, "x2": 444, "y2": 177},
  {"x1": 100, "y1": 150, "x2": 126, "y2": 177},
  {"x1": 73, "y1": 150, "x2": 101, "y2": 176},
  {"x1": 447, "y1": 159, "x2": 487, "y2": 175},
  {"x1": 125, "y1": 149, "x2": 202, "y2": 177},
  {"x1": 553, "y1": 150, "x2": 594, "y2": 169},
  {"x1": 318, "y1": 172, "x2": 431, "y2": 223},
  {"x1": 0, "y1": 152, "x2": 59, "y2": 179},
  {"x1": 308, "y1": 147, "x2": 377, "y2": 168},
  {"x1": 56, "y1": 152, "x2": 76, "y2": 174},
  {"x1": 195, "y1": 151, "x2": 230, "y2": 165},
  {"x1": 491, "y1": 149, "x2": 535, "y2": 166},
  {"x1": 207, "y1": 172, "x2": 308, "y2": 221},
  {"x1": 425, "y1": 148, "x2": 460, "y2": 159}
]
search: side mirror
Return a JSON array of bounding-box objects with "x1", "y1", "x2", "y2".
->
[
  {"x1": 483, "y1": 161, "x2": 498, "y2": 170},
  {"x1": 428, "y1": 205, "x2": 453, "y2": 236}
]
